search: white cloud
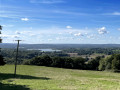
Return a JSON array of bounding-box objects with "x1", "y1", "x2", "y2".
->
[
  {"x1": 0, "y1": 34, "x2": 20, "y2": 39},
  {"x1": 0, "y1": 35, "x2": 10, "y2": 38},
  {"x1": 21, "y1": 18, "x2": 29, "y2": 21},
  {"x1": 103, "y1": 12, "x2": 120, "y2": 16},
  {"x1": 68, "y1": 32, "x2": 73, "y2": 34},
  {"x1": 2, "y1": 26, "x2": 94, "y2": 44},
  {"x1": 12, "y1": 35, "x2": 20, "y2": 38},
  {"x1": 30, "y1": 27, "x2": 33, "y2": 29},
  {"x1": 112, "y1": 12, "x2": 120, "y2": 15},
  {"x1": 53, "y1": 10, "x2": 87, "y2": 16},
  {"x1": 87, "y1": 34, "x2": 95, "y2": 39},
  {"x1": 56, "y1": 37, "x2": 64, "y2": 40},
  {"x1": 29, "y1": 34, "x2": 36, "y2": 37},
  {"x1": 58, "y1": 33, "x2": 62, "y2": 35},
  {"x1": 30, "y1": 0, "x2": 65, "y2": 4},
  {"x1": 56, "y1": 37, "x2": 61, "y2": 40},
  {"x1": 48, "y1": 39, "x2": 52, "y2": 41},
  {"x1": 2, "y1": 25, "x2": 14, "y2": 27},
  {"x1": 15, "y1": 31, "x2": 21, "y2": 34},
  {"x1": 85, "y1": 33, "x2": 88, "y2": 35},
  {"x1": 118, "y1": 28, "x2": 120, "y2": 31},
  {"x1": 66, "y1": 26, "x2": 72, "y2": 29},
  {"x1": 98, "y1": 27, "x2": 107, "y2": 34},
  {"x1": 74, "y1": 33, "x2": 84, "y2": 36},
  {"x1": 21, "y1": 31, "x2": 32, "y2": 34}
]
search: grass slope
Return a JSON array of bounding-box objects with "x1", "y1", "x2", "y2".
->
[{"x1": 0, "y1": 65, "x2": 120, "y2": 90}]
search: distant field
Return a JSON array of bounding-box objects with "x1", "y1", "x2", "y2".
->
[
  {"x1": 0, "y1": 65, "x2": 120, "y2": 90},
  {"x1": 68, "y1": 53, "x2": 109, "y2": 59}
]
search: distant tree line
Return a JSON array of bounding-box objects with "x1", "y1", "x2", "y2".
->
[
  {"x1": 63, "y1": 48, "x2": 120, "y2": 55},
  {"x1": 23, "y1": 54, "x2": 120, "y2": 72},
  {"x1": 2, "y1": 48, "x2": 120, "y2": 72},
  {"x1": 23, "y1": 55, "x2": 103, "y2": 70},
  {"x1": 23, "y1": 55, "x2": 87, "y2": 69}
]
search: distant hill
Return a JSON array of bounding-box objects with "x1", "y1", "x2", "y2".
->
[{"x1": 1, "y1": 43, "x2": 120, "y2": 49}]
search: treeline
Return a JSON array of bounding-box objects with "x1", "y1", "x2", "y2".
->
[
  {"x1": 2, "y1": 48, "x2": 120, "y2": 64},
  {"x1": 63, "y1": 48, "x2": 120, "y2": 55},
  {"x1": 23, "y1": 55, "x2": 101, "y2": 70},
  {"x1": 24, "y1": 54, "x2": 120, "y2": 72}
]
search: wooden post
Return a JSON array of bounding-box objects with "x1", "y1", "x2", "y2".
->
[{"x1": 14, "y1": 40, "x2": 21, "y2": 78}]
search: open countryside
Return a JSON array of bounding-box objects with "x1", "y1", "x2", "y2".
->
[{"x1": 1, "y1": 0, "x2": 120, "y2": 90}]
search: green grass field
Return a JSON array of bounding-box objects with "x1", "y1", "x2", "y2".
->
[{"x1": 0, "y1": 65, "x2": 120, "y2": 90}]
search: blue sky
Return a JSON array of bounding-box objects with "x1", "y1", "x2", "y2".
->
[{"x1": 1, "y1": 0, "x2": 120, "y2": 44}]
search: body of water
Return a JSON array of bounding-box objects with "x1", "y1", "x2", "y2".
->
[{"x1": 27, "y1": 48, "x2": 61, "y2": 52}]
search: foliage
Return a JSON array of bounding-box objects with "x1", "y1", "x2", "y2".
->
[
  {"x1": 0, "y1": 55, "x2": 6, "y2": 65},
  {"x1": 3, "y1": 47, "x2": 120, "y2": 71},
  {"x1": 29, "y1": 55, "x2": 52, "y2": 66},
  {"x1": 64, "y1": 58, "x2": 74, "y2": 68},
  {"x1": 112, "y1": 54, "x2": 120, "y2": 71},
  {"x1": 73, "y1": 57, "x2": 86, "y2": 69},
  {"x1": 51, "y1": 57, "x2": 65, "y2": 67},
  {"x1": 87, "y1": 56, "x2": 101, "y2": 70},
  {"x1": 25, "y1": 55, "x2": 86, "y2": 69},
  {"x1": 99, "y1": 54, "x2": 120, "y2": 71}
]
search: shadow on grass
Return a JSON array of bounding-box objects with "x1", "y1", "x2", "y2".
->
[
  {"x1": 0, "y1": 82, "x2": 30, "y2": 90},
  {"x1": 0, "y1": 73, "x2": 50, "y2": 80},
  {"x1": 0, "y1": 73, "x2": 51, "y2": 90}
]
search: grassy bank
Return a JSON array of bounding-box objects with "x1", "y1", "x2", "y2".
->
[{"x1": 0, "y1": 65, "x2": 120, "y2": 90}]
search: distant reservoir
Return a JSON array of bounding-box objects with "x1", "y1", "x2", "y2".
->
[{"x1": 27, "y1": 48, "x2": 61, "y2": 52}]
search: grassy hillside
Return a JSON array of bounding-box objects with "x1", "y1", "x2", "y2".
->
[{"x1": 0, "y1": 65, "x2": 120, "y2": 90}]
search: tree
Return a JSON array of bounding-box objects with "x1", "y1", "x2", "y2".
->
[
  {"x1": 64, "y1": 58, "x2": 74, "y2": 68},
  {"x1": 112, "y1": 54, "x2": 120, "y2": 71},
  {"x1": 98, "y1": 54, "x2": 120, "y2": 71},
  {"x1": 51, "y1": 57, "x2": 65, "y2": 68},
  {"x1": 0, "y1": 55, "x2": 6, "y2": 65},
  {"x1": 98, "y1": 58, "x2": 106, "y2": 71},
  {"x1": 0, "y1": 25, "x2": 4, "y2": 65},
  {"x1": 41, "y1": 55, "x2": 52, "y2": 66},
  {"x1": 87, "y1": 57, "x2": 100, "y2": 70},
  {"x1": 99, "y1": 55, "x2": 113, "y2": 71},
  {"x1": 73, "y1": 57, "x2": 86, "y2": 69}
]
